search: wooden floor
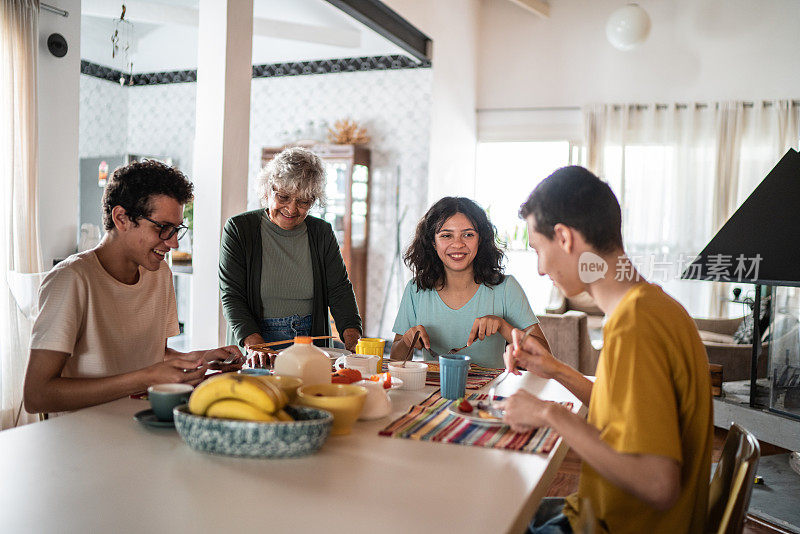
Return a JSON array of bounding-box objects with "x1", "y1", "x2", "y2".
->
[{"x1": 545, "y1": 427, "x2": 792, "y2": 533}]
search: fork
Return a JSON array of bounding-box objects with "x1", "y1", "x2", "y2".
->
[
  {"x1": 428, "y1": 344, "x2": 468, "y2": 358},
  {"x1": 485, "y1": 326, "x2": 535, "y2": 404}
]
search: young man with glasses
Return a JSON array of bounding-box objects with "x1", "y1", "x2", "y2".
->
[{"x1": 24, "y1": 160, "x2": 243, "y2": 415}]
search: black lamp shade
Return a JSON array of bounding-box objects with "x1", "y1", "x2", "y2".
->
[{"x1": 681, "y1": 149, "x2": 800, "y2": 287}]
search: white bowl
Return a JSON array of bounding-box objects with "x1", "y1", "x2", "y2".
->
[{"x1": 387, "y1": 361, "x2": 428, "y2": 390}]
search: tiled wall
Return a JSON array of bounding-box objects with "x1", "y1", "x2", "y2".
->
[
  {"x1": 127, "y1": 83, "x2": 197, "y2": 175},
  {"x1": 79, "y1": 75, "x2": 127, "y2": 157},
  {"x1": 79, "y1": 68, "x2": 432, "y2": 338}
]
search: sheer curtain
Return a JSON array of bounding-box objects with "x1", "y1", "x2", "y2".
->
[
  {"x1": 585, "y1": 101, "x2": 800, "y2": 317},
  {"x1": 584, "y1": 103, "x2": 718, "y2": 316},
  {"x1": 0, "y1": 0, "x2": 42, "y2": 429}
]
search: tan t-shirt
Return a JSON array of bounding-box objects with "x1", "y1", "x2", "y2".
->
[
  {"x1": 564, "y1": 283, "x2": 713, "y2": 534},
  {"x1": 30, "y1": 250, "x2": 180, "y2": 378}
]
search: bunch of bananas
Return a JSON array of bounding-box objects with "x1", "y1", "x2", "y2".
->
[{"x1": 188, "y1": 373, "x2": 293, "y2": 422}]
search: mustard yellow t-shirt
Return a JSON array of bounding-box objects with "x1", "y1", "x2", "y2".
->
[{"x1": 564, "y1": 283, "x2": 713, "y2": 534}]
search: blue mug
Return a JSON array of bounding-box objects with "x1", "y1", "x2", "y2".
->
[{"x1": 439, "y1": 354, "x2": 471, "y2": 400}]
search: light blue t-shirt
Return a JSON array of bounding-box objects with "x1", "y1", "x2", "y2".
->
[{"x1": 392, "y1": 275, "x2": 538, "y2": 368}]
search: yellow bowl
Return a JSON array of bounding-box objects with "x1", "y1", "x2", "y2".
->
[
  {"x1": 296, "y1": 384, "x2": 367, "y2": 435},
  {"x1": 261, "y1": 375, "x2": 304, "y2": 403}
]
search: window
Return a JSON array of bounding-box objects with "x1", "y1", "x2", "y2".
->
[{"x1": 475, "y1": 141, "x2": 579, "y2": 313}]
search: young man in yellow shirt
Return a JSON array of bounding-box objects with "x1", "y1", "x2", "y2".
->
[{"x1": 500, "y1": 166, "x2": 713, "y2": 533}]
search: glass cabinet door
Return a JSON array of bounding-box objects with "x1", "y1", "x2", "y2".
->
[
  {"x1": 351, "y1": 164, "x2": 369, "y2": 249},
  {"x1": 769, "y1": 286, "x2": 800, "y2": 418},
  {"x1": 312, "y1": 162, "x2": 349, "y2": 244}
]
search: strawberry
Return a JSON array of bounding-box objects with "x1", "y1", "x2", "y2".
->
[{"x1": 457, "y1": 398, "x2": 473, "y2": 413}]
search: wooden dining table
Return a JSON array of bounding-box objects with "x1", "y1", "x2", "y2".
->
[{"x1": 0, "y1": 371, "x2": 584, "y2": 534}]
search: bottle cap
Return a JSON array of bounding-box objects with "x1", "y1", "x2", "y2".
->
[{"x1": 294, "y1": 336, "x2": 312, "y2": 344}]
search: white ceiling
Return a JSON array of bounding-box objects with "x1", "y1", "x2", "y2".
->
[{"x1": 81, "y1": 0, "x2": 411, "y2": 74}]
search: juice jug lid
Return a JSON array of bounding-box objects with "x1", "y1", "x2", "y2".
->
[{"x1": 294, "y1": 336, "x2": 312, "y2": 344}]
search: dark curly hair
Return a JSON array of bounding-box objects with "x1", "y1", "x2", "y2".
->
[
  {"x1": 404, "y1": 197, "x2": 505, "y2": 291},
  {"x1": 101, "y1": 160, "x2": 194, "y2": 231}
]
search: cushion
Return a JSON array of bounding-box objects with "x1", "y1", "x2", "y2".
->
[
  {"x1": 699, "y1": 330, "x2": 736, "y2": 344},
  {"x1": 566, "y1": 291, "x2": 603, "y2": 316}
]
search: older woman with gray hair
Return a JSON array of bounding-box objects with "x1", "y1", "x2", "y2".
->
[{"x1": 219, "y1": 147, "x2": 362, "y2": 364}]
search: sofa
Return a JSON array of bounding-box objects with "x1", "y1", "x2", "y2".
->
[{"x1": 694, "y1": 317, "x2": 769, "y2": 381}]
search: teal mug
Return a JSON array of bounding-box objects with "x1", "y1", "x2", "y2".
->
[
  {"x1": 439, "y1": 354, "x2": 471, "y2": 400},
  {"x1": 148, "y1": 383, "x2": 193, "y2": 421}
]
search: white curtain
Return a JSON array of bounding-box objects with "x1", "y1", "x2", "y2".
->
[
  {"x1": 0, "y1": 0, "x2": 42, "y2": 429},
  {"x1": 584, "y1": 101, "x2": 800, "y2": 318}
]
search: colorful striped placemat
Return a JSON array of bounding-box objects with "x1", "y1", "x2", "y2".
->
[
  {"x1": 378, "y1": 391, "x2": 571, "y2": 454},
  {"x1": 382, "y1": 362, "x2": 503, "y2": 390}
]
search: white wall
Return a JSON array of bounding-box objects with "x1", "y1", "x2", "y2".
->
[
  {"x1": 478, "y1": 0, "x2": 800, "y2": 109},
  {"x1": 382, "y1": 0, "x2": 480, "y2": 204},
  {"x1": 38, "y1": 0, "x2": 81, "y2": 268}
]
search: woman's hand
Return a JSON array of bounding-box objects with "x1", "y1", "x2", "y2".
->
[
  {"x1": 341, "y1": 328, "x2": 360, "y2": 353},
  {"x1": 496, "y1": 390, "x2": 552, "y2": 433},
  {"x1": 243, "y1": 333, "x2": 268, "y2": 368},
  {"x1": 467, "y1": 315, "x2": 508, "y2": 346},
  {"x1": 403, "y1": 325, "x2": 430, "y2": 350},
  {"x1": 504, "y1": 328, "x2": 562, "y2": 379}
]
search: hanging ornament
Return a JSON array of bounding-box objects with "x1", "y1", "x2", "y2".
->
[{"x1": 110, "y1": 4, "x2": 135, "y2": 85}]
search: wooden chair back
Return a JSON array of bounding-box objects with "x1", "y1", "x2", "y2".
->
[{"x1": 707, "y1": 423, "x2": 760, "y2": 534}]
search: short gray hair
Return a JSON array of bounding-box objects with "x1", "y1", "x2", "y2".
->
[{"x1": 257, "y1": 147, "x2": 327, "y2": 209}]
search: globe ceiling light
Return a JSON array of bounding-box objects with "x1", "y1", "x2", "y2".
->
[{"x1": 606, "y1": 3, "x2": 651, "y2": 51}]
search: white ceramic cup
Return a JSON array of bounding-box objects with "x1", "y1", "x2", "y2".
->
[
  {"x1": 355, "y1": 380, "x2": 392, "y2": 420},
  {"x1": 387, "y1": 361, "x2": 428, "y2": 390},
  {"x1": 334, "y1": 354, "x2": 379, "y2": 376}
]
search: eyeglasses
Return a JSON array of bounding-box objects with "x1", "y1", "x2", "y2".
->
[
  {"x1": 140, "y1": 215, "x2": 188, "y2": 241},
  {"x1": 272, "y1": 189, "x2": 315, "y2": 210}
]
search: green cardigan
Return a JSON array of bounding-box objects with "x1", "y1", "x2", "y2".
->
[{"x1": 219, "y1": 210, "x2": 362, "y2": 347}]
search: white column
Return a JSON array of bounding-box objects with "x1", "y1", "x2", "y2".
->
[
  {"x1": 190, "y1": 0, "x2": 253, "y2": 348},
  {"x1": 38, "y1": 0, "x2": 81, "y2": 268}
]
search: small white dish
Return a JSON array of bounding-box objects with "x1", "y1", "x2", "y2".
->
[
  {"x1": 388, "y1": 361, "x2": 428, "y2": 390},
  {"x1": 356, "y1": 376, "x2": 403, "y2": 390}
]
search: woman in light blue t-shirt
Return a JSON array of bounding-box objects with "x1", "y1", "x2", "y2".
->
[{"x1": 390, "y1": 197, "x2": 550, "y2": 368}]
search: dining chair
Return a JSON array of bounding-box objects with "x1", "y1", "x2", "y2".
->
[{"x1": 707, "y1": 423, "x2": 760, "y2": 534}]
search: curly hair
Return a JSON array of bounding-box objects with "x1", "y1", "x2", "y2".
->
[
  {"x1": 404, "y1": 197, "x2": 505, "y2": 291},
  {"x1": 257, "y1": 147, "x2": 327, "y2": 209},
  {"x1": 101, "y1": 160, "x2": 194, "y2": 231}
]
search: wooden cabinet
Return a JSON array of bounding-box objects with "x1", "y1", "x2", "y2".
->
[{"x1": 261, "y1": 144, "x2": 370, "y2": 329}]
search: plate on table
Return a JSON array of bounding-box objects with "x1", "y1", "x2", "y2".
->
[
  {"x1": 134, "y1": 409, "x2": 175, "y2": 429},
  {"x1": 357, "y1": 376, "x2": 404, "y2": 390},
  {"x1": 447, "y1": 401, "x2": 507, "y2": 426}
]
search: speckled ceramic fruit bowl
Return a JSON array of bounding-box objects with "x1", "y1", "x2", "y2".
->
[{"x1": 173, "y1": 404, "x2": 333, "y2": 459}]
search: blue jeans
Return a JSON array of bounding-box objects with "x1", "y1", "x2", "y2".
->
[
  {"x1": 528, "y1": 498, "x2": 573, "y2": 534},
  {"x1": 259, "y1": 314, "x2": 312, "y2": 351}
]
